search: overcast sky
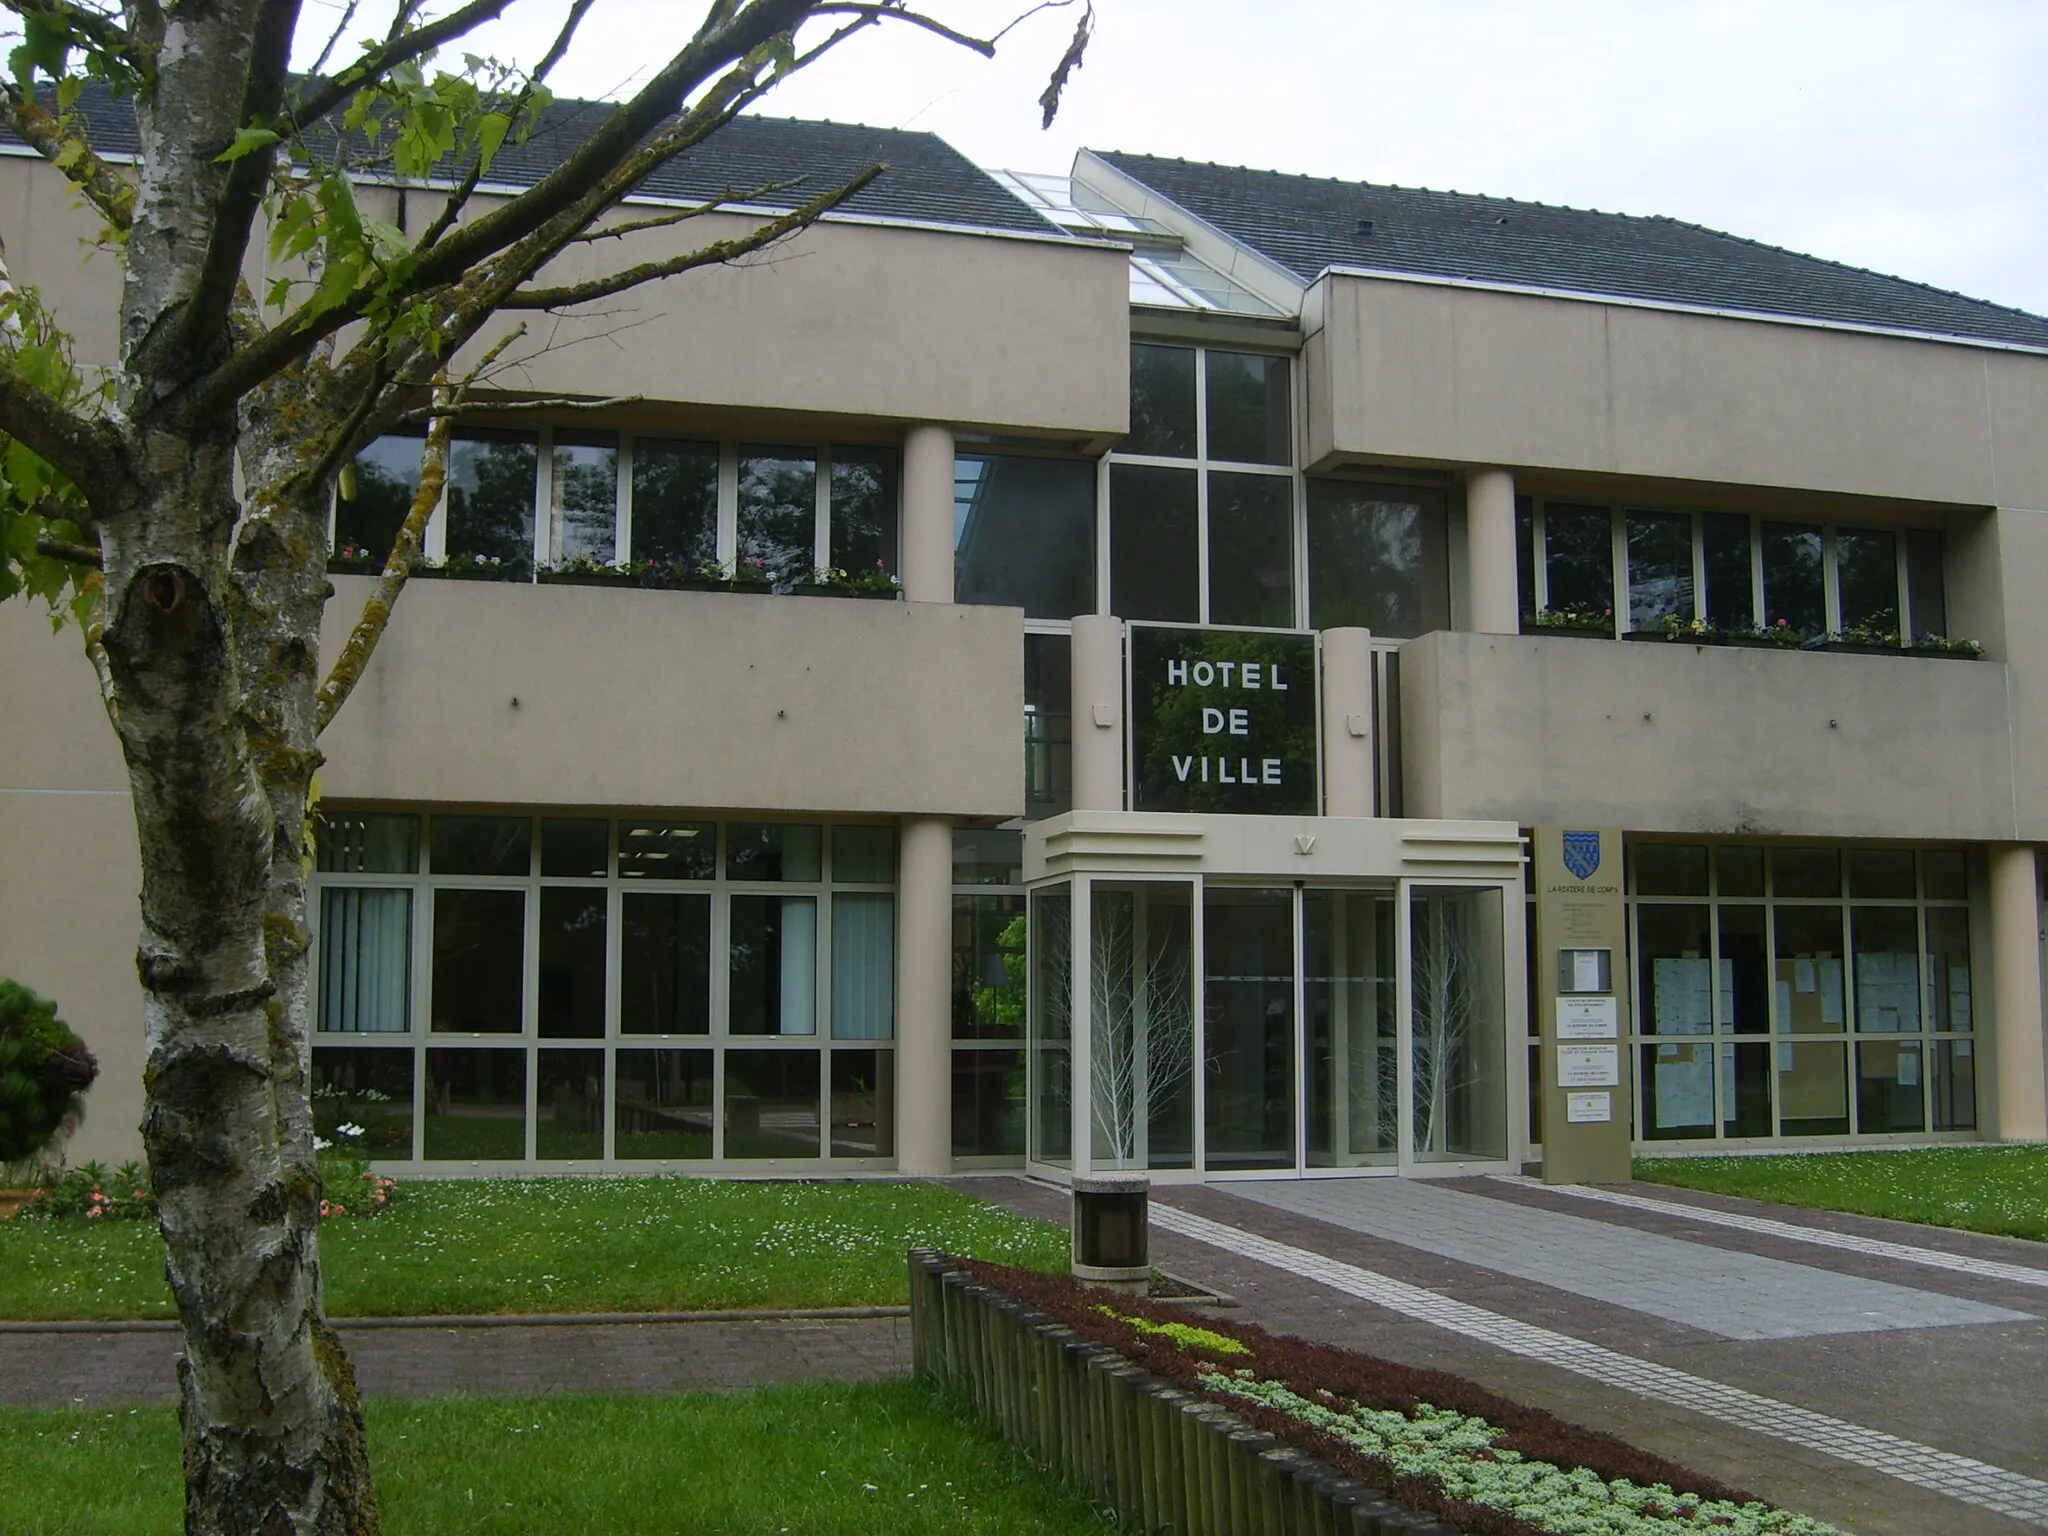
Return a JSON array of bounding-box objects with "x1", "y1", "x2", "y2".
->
[{"x1": 336, "y1": 1, "x2": 2048, "y2": 316}]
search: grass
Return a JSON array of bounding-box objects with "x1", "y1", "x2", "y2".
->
[
  {"x1": 1634, "y1": 1144, "x2": 2048, "y2": 1242},
  {"x1": 0, "y1": 1382, "x2": 1116, "y2": 1536},
  {"x1": 0, "y1": 1178, "x2": 1067, "y2": 1322}
]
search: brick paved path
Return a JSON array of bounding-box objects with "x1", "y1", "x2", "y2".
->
[
  {"x1": 957, "y1": 1175, "x2": 2048, "y2": 1536},
  {"x1": 0, "y1": 1313, "x2": 909, "y2": 1409}
]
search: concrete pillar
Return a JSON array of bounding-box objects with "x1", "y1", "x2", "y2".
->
[
  {"x1": 1990, "y1": 844, "x2": 2048, "y2": 1141},
  {"x1": 895, "y1": 815, "x2": 953, "y2": 1174},
  {"x1": 899, "y1": 424, "x2": 955, "y2": 603},
  {"x1": 1466, "y1": 468, "x2": 1520, "y2": 635},
  {"x1": 1070, "y1": 613, "x2": 1125, "y2": 812},
  {"x1": 1320, "y1": 626, "x2": 1375, "y2": 817}
]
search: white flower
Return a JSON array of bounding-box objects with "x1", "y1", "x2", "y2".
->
[
  {"x1": 313, "y1": 1137, "x2": 332, "y2": 1152},
  {"x1": 336, "y1": 1122, "x2": 366, "y2": 1140}
]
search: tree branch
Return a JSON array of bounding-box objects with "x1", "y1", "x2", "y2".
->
[
  {"x1": 389, "y1": 392, "x2": 641, "y2": 425},
  {"x1": 0, "y1": 80, "x2": 135, "y2": 230},
  {"x1": 499, "y1": 164, "x2": 883, "y2": 310},
  {"x1": 0, "y1": 364, "x2": 124, "y2": 505},
  {"x1": 34, "y1": 532, "x2": 103, "y2": 567},
  {"x1": 171, "y1": 0, "x2": 300, "y2": 357},
  {"x1": 289, "y1": 0, "x2": 513, "y2": 132},
  {"x1": 565, "y1": 181, "x2": 803, "y2": 244},
  {"x1": 808, "y1": 3, "x2": 996, "y2": 56},
  {"x1": 4, "y1": 0, "x2": 144, "y2": 69}
]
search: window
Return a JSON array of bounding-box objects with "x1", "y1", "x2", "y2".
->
[
  {"x1": 1628, "y1": 843, "x2": 1974, "y2": 1144},
  {"x1": 1525, "y1": 500, "x2": 1949, "y2": 644},
  {"x1": 1305, "y1": 482, "x2": 1449, "y2": 637},
  {"x1": 954, "y1": 829, "x2": 1027, "y2": 1162},
  {"x1": 335, "y1": 431, "x2": 900, "y2": 585},
  {"x1": 954, "y1": 454, "x2": 1095, "y2": 617},
  {"x1": 311, "y1": 812, "x2": 903, "y2": 1165},
  {"x1": 1108, "y1": 344, "x2": 1296, "y2": 627}
]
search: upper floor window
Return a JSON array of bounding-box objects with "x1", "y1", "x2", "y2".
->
[
  {"x1": 1305, "y1": 481, "x2": 1450, "y2": 638},
  {"x1": 1109, "y1": 344, "x2": 1295, "y2": 628},
  {"x1": 1518, "y1": 499, "x2": 1950, "y2": 644},
  {"x1": 334, "y1": 430, "x2": 899, "y2": 589},
  {"x1": 953, "y1": 453, "x2": 1096, "y2": 618}
]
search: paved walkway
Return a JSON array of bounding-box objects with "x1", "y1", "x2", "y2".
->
[
  {"x1": 0, "y1": 1313, "x2": 909, "y2": 1409},
  {"x1": 964, "y1": 1176, "x2": 2048, "y2": 1536}
]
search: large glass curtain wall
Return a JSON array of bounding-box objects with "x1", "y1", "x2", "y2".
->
[
  {"x1": 333, "y1": 430, "x2": 899, "y2": 589},
  {"x1": 1517, "y1": 500, "x2": 1947, "y2": 642},
  {"x1": 1628, "y1": 843, "x2": 1976, "y2": 1142},
  {"x1": 1027, "y1": 877, "x2": 1512, "y2": 1176},
  {"x1": 311, "y1": 810, "x2": 900, "y2": 1165}
]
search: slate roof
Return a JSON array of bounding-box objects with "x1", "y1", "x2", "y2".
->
[
  {"x1": 0, "y1": 84, "x2": 1060, "y2": 237},
  {"x1": 1095, "y1": 150, "x2": 2048, "y2": 350}
]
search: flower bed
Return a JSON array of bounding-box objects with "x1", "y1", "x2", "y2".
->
[{"x1": 940, "y1": 1255, "x2": 1842, "y2": 1536}]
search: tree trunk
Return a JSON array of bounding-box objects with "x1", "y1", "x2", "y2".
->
[{"x1": 101, "y1": 429, "x2": 377, "y2": 1535}]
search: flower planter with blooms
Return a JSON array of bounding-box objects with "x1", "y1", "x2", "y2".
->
[
  {"x1": 1908, "y1": 632, "x2": 1984, "y2": 659},
  {"x1": 939, "y1": 1257, "x2": 1845, "y2": 1536},
  {"x1": 793, "y1": 561, "x2": 904, "y2": 599},
  {"x1": 1718, "y1": 618, "x2": 1813, "y2": 649},
  {"x1": 326, "y1": 543, "x2": 381, "y2": 575},
  {"x1": 729, "y1": 555, "x2": 775, "y2": 591},
  {"x1": 1624, "y1": 614, "x2": 1719, "y2": 643},
  {"x1": 412, "y1": 551, "x2": 520, "y2": 581},
  {"x1": 1524, "y1": 603, "x2": 1616, "y2": 638},
  {"x1": 537, "y1": 554, "x2": 639, "y2": 587}
]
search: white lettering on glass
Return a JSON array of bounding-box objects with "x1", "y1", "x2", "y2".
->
[
  {"x1": 1218, "y1": 759, "x2": 1236, "y2": 784},
  {"x1": 1242, "y1": 662, "x2": 1262, "y2": 688},
  {"x1": 1173, "y1": 756, "x2": 1194, "y2": 782},
  {"x1": 1202, "y1": 707, "x2": 1226, "y2": 734},
  {"x1": 1192, "y1": 661, "x2": 1215, "y2": 686},
  {"x1": 1271, "y1": 665, "x2": 1287, "y2": 691},
  {"x1": 1166, "y1": 659, "x2": 1188, "y2": 685},
  {"x1": 1228, "y1": 708, "x2": 1249, "y2": 736},
  {"x1": 1262, "y1": 758, "x2": 1281, "y2": 784}
]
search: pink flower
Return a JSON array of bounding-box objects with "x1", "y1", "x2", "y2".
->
[
  {"x1": 86, "y1": 1207, "x2": 103, "y2": 1219},
  {"x1": 1775, "y1": 617, "x2": 1788, "y2": 628}
]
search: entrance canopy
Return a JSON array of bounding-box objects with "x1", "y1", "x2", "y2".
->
[{"x1": 1023, "y1": 811, "x2": 1527, "y2": 1181}]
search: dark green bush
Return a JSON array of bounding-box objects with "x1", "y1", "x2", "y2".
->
[{"x1": 0, "y1": 979, "x2": 99, "y2": 1169}]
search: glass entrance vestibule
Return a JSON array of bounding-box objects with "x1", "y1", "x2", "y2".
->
[{"x1": 1023, "y1": 815, "x2": 1525, "y2": 1180}]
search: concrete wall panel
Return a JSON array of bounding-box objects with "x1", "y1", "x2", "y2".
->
[
  {"x1": 317, "y1": 579, "x2": 1024, "y2": 818},
  {"x1": 1400, "y1": 630, "x2": 2016, "y2": 841}
]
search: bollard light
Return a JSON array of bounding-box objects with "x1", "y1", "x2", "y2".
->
[{"x1": 1071, "y1": 1172, "x2": 1149, "y2": 1291}]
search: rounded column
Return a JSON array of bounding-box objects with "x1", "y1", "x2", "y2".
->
[
  {"x1": 1466, "y1": 468, "x2": 1520, "y2": 635},
  {"x1": 1320, "y1": 626, "x2": 1375, "y2": 817},
  {"x1": 1990, "y1": 844, "x2": 2048, "y2": 1141},
  {"x1": 900, "y1": 424, "x2": 955, "y2": 603},
  {"x1": 895, "y1": 815, "x2": 953, "y2": 1173},
  {"x1": 1070, "y1": 613, "x2": 1126, "y2": 812}
]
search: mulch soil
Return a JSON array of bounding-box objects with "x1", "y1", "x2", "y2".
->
[{"x1": 959, "y1": 1257, "x2": 1766, "y2": 1536}]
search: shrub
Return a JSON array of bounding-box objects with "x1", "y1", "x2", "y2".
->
[
  {"x1": 20, "y1": 1160, "x2": 154, "y2": 1221},
  {"x1": 0, "y1": 979, "x2": 99, "y2": 1173}
]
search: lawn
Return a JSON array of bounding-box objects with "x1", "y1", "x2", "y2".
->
[
  {"x1": 0, "y1": 1178, "x2": 1068, "y2": 1322},
  {"x1": 1634, "y1": 1145, "x2": 2048, "y2": 1242},
  {"x1": 0, "y1": 1382, "x2": 1116, "y2": 1536}
]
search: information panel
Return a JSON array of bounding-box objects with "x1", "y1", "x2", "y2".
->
[{"x1": 1127, "y1": 624, "x2": 1318, "y2": 815}]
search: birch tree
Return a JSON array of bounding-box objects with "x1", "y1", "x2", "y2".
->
[{"x1": 0, "y1": 3, "x2": 1090, "y2": 1532}]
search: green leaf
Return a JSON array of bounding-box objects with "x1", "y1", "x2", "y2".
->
[
  {"x1": 215, "y1": 126, "x2": 281, "y2": 164},
  {"x1": 9, "y1": 18, "x2": 71, "y2": 92},
  {"x1": 472, "y1": 111, "x2": 511, "y2": 174}
]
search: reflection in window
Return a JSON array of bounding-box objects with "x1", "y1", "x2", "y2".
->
[
  {"x1": 1024, "y1": 634, "x2": 1073, "y2": 819},
  {"x1": 1109, "y1": 464, "x2": 1198, "y2": 621},
  {"x1": 1126, "y1": 343, "x2": 1196, "y2": 456},
  {"x1": 953, "y1": 454, "x2": 1095, "y2": 618},
  {"x1": 1541, "y1": 504, "x2": 1614, "y2": 615},
  {"x1": 724, "y1": 1049, "x2": 821, "y2": 1158},
  {"x1": 617, "y1": 821, "x2": 715, "y2": 880},
  {"x1": 1834, "y1": 527, "x2": 1898, "y2": 633},
  {"x1": 952, "y1": 1047, "x2": 1025, "y2": 1158},
  {"x1": 1625, "y1": 511, "x2": 1693, "y2": 628},
  {"x1": 727, "y1": 824, "x2": 822, "y2": 882},
  {"x1": 831, "y1": 825, "x2": 896, "y2": 884},
  {"x1": 830, "y1": 1048, "x2": 894, "y2": 1157},
  {"x1": 1701, "y1": 513, "x2": 1755, "y2": 632},
  {"x1": 335, "y1": 433, "x2": 423, "y2": 561},
  {"x1": 1761, "y1": 522, "x2": 1824, "y2": 634},
  {"x1": 540, "y1": 818, "x2": 609, "y2": 879},
  {"x1": 1905, "y1": 530, "x2": 1947, "y2": 638},
  {"x1": 615, "y1": 1048, "x2": 713, "y2": 1159},
  {"x1": 1204, "y1": 351, "x2": 1289, "y2": 465},
  {"x1": 1207, "y1": 472, "x2": 1293, "y2": 627},
  {"x1": 317, "y1": 812, "x2": 419, "y2": 874},
  {"x1": 311, "y1": 1047, "x2": 414, "y2": 1155},
  {"x1": 738, "y1": 446, "x2": 816, "y2": 586},
  {"x1": 1203, "y1": 888, "x2": 1295, "y2": 1171},
  {"x1": 423, "y1": 1049, "x2": 525, "y2": 1160},
  {"x1": 954, "y1": 893, "x2": 1026, "y2": 1038},
  {"x1": 536, "y1": 1047, "x2": 604, "y2": 1159},
  {"x1": 445, "y1": 429, "x2": 539, "y2": 576},
  {"x1": 730, "y1": 894, "x2": 817, "y2": 1035},
  {"x1": 620, "y1": 893, "x2": 711, "y2": 1035},
  {"x1": 550, "y1": 431, "x2": 618, "y2": 564},
  {"x1": 1306, "y1": 483, "x2": 1448, "y2": 638},
  {"x1": 828, "y1": 447, "x2": 899, "y2": 575},
  {"x1": 538, "y1": 888, "x2": 606, "y2": 1039},
  {"x1": 431, "y1": 815, "x2": 530, "y2": 877},
  {"x1": 431, "y1": 890, "x2": 524, "y2": 1033},
  {"x1": 629, "y1": 439, "x2": 718, "y2": 567}
]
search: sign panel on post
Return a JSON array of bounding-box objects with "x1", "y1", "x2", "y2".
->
[
  {"x1": 1556, "y1": 996, "x2": 1618, "y2": 1039},
  {"x1": 1556, "y1": 1042, "x2": 1621, "y2": 1088},
  {"x1": 1127, "y1": 624, "x2": 1318, "y2": 815}
]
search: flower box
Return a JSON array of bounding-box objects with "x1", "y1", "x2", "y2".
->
[
  {"x1": 325, "y1": 557, "x2": 380, "y2": 576},
  {"x1": 410, "y1": 564, "x2": 524, "y2": 582},
  {"x1": 536, "y1": 569, "x2": 637, "y2": 588},
  {"x1": 1526, "y1": 625, "x2": 1611, "y2": 640},
  {"x1": 789, "y1": 583, "x2": 901, "y2": 601},
  {"x1": 1907, "y1": 645, "x2": 1981, "y2": 661},
  {"x1": 1822, "y1": 640, "x2": 1900, "y2": 656}
]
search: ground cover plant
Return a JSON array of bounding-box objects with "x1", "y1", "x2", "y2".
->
[
  {"x1": 961, "y1": 1259, "x2": 1841, "y2": 1536},
  {"x1": 0, "y1": 1179, "x2": 1066, "y2": 1322},
  {"x1": 1635, "y1": 1146, "x2": 2048, "y2": 1242},
  {"x1": 0, "y1": 1381, "x2": 1116, "y2": 1536}
]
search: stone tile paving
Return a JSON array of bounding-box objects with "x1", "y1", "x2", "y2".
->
[
  {"x1": 952, "y1": 1175, "x2": 2047, "y2": 1536},
  {"x1": 1228, "y1": 1177, "x2": 2036, "y2": 1338},
  {"x1": 0, "y1": 1315, "x2": 909, "y2": 1409}
]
